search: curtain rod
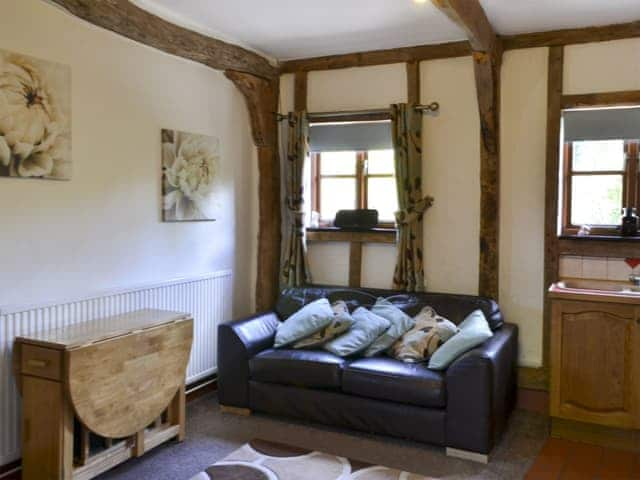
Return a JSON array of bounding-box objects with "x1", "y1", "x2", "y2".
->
[{"x1": 275, "y1": 102, "x2": 439, "y2": 121}]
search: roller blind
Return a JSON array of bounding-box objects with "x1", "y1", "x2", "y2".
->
[
  {"x1": 564, "y1": 107, "x2": 640, "y2": 142},
  {"x1": 309, "y1": 121, "x2": 393, "y2": 152}
]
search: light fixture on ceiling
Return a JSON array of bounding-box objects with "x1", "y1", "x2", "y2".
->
[{"x1": 413, "y1": 0, "x2": 428, "y2": 4}]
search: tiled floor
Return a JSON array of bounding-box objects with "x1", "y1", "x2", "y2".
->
[{"x1": 526, "y1": 438, "x2": 640, "y2": 479}]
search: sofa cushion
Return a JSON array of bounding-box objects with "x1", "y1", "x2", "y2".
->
[
  {"x1": 276, "y1": 286, "x2": 503, "y2": 330},
  {"x1": 249, "y1": 349, "x2": 345, "y2": 389},
  {"x1": 342, "y1": 357, "x2": 446, "y2": 408},
  {"x1": 323, "y1": 307, "x2": 390, "y2": 357},
  {"x1": 273, "y1": 298, "x2": 334, "y2": 348}
]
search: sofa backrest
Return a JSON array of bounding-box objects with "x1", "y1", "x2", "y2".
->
[{"x1": 275, "y1": 285, "x2": 504, "y2": 331}]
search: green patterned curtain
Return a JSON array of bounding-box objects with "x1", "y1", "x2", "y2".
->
[
  {"x1": 281, "y1": 111, "x2": 312, "y2": 287},
  {"x1": 390, "y1": 103, "x2": 434, "y2": 292}
]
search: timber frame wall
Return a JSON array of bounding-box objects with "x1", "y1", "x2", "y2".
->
[{"x1": 45, "y1": 2, "x2": 640, "y2": 384}]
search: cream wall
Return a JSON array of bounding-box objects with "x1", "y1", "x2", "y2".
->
[
  {"x1": 564, "y1": 38, "x2": 640, "y2": 94},
  {"x1": 499, "y1": 48, "x2": 548, "y2": 367},
  {"x1": 0, "y1": 0, "x2": 257, "y2": 317}
]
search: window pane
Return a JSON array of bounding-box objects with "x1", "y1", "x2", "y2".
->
[
  {"x1": 572, "y1": 140, "x2": 625, "y2": 171},
  {"x1": 368, "y1": 178, "x2": 398, "y2": 222},
  {"x1": 367, "y1": 149, "x2": 395, "y2": 174},
  {"x1": 571, "y1": 175, "x2": 623, "y2": 226},
  {"x1": 319, "y1": 151, "x2": 357, "y2": 175},
  {"x1": 320, "y1": 178, "x2": 356, "y2": 221}
]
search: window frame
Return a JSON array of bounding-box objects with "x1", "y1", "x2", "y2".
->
[
  {"x1": 561, "y1": 139, "x2": 639, "y2": 236},
  {"x1": 311, "y1": 150, "x2": 396, "y2": 228}
]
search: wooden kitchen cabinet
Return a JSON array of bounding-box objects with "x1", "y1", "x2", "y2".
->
[{"x1": 550, "y1": 296, "x2": 640, "y2": 431}]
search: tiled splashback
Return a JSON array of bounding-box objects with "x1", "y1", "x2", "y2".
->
[{"x1": 559, "y1": 256, "x2": 640, "y2": 281}]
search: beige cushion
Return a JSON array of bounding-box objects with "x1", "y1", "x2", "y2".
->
[{"x1": 389, "y1": 306, "x2": 459, "y2": 363}]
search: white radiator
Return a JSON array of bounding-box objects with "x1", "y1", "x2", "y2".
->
[{"x1": 0, "y1": 270, "x2": 232, "y2": 466}]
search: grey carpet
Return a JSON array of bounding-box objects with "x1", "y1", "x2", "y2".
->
[{"x1": 98, "y1": 392, "x2": 548, "y2": 480}]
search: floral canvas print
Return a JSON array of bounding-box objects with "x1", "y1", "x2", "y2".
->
[
  {"x1": 0, "y1": 49, "x2": 71, "y2": 180},
  {"x1": 162, "y1": 129, "x2": 219, "y2": 221}
]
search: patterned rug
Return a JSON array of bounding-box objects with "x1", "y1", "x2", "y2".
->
[{"x1": 192, "y1": 439, "x2": 430, "y2": 479}]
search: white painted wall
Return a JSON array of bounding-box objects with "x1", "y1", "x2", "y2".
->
[
  {"x1": 0, "y1": 0, "x2": 257, "y2": 318},
  {"x1": 499, "y1": 47, "x2": 548, "y2": 367}
]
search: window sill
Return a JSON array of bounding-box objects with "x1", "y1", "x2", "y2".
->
[
  {"x1": 306, "y1": 227, "x2": 396, "y2": 244},
  {"x1": 559, "y1": 234, "x2": 640, "y2": 242}
]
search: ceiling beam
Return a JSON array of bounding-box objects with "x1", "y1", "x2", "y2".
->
[
  {"x1": 431, "y1": 0, "x2": 502, "y2": 301},
  {"x1": 49, "y1": 0, "x2": 277, "y2": 79},
  {"x1": 431, "y1": 0, "x2": 498, "y2": 53},
  {"x1": 279, "y1": 41, "x2": 471, "y2": 73},
  {"x1": 502, "y1": 20, "x2": 640, "y2": 50},
  {"x1": 279, "y1": 19, "x2": 640, "y2": 74}
]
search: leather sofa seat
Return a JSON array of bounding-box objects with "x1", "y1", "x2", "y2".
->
[
  {"x1": 342, "y1": 357, "x2": 446, "y2": 408},
  {"x1": 250, "y1": 348, "x2": 345, "y2": 389}
]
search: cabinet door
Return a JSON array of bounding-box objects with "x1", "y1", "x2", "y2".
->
[{"x1": 550, "y1": 301, "x2": 639, "y2": 429}]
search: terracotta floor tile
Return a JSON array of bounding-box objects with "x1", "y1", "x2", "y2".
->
[
  {"x1": 525, "y1": 437, "x2": 571, "y2": 480},
  {"x1": 597, "y1": 448, "x2": 634, "y2": 480},
  {"x1": 560, "y1": 441, "x2": 603, "y2": 480}
]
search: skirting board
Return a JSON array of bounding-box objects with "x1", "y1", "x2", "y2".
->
[{"x1": 445, "y1": 447, "x2": 489, "y2": 464}]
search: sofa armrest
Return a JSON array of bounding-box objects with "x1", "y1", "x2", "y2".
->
[
  {"x1": 445, "y1": 323, "x2": 518, "y2": 454},
  {"x1": 217, "y1": 312, "x2": 280, "y2": 408}
]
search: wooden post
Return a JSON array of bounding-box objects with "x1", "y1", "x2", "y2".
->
[
  {"x1": 225, "y1": 71, "x2": 282, "y2": 311},
  {"x1": 348, "y1": 242, "x2": 363, "y2": 288},
  {"x1": 406, "y1": 61, "x2": 421, "y2": 105},
  {"x1": 543, "y1": 46, "x2": 564, "y2": 368},
  {"x1": 294, "y1": 71, "x2": 308, "y2": 111}
]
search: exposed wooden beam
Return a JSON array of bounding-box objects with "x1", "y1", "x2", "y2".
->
[
  {"x1": 279, "y1": 41, "x2": 471, "y2": 73},
  {"x1": 279, "y1": 19, "x2": 640, "y2": 75},
  {"x1": 562, "y1": 90, "x2": 640, "y2": 109},
  {"x1": 503, "y1": 20, "x2": 640, "y2": 50},
  {"x1": 543, "y1": 46, "x2": 564, "y2": 368},
  {"x1": 431, "y1": 0, "x2": 502, "y2": 300},
  {"x1": 431, "y1": 0, "x2": 498, "y2": 53},
  {"x1": 50, "y1": 0, "x2": 277, "y2": 79},
  {"x1": 294, "y1": 71, "x2": 308, "y2": 111},
  {"x1": 406, "y1": 61, "x2": 421, "y2": 104},
  {"x1": 225, "y1": 71, "x2": 282, "y2": 311}
]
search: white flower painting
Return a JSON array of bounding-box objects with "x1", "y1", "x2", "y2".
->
[
  {"x1": 0, "y1": 49, "x2": 71, "y2": 180},
  {"x1": 162, "y1": 129, "x2": 220, "y2": 221}
]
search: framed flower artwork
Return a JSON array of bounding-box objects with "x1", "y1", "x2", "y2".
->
[
  {"x1": 0, "y1": 49, "x2": 71, "y2": 180},
  {"x1": 161, "y1": 129, "x2": 220, "y2": 222}
]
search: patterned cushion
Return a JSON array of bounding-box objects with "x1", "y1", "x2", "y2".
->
[
  {"x1": 363, "y1": 298, "x2": 415, "y2": 357},
  {"x1": 389, "y1": 306, "x2": 459, "y2": 363},
  {"x1": 293, "y1": 301, "x2": 355, "y2": 349}
]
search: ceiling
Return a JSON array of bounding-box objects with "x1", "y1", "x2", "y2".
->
[{"x1": 130, "y1": 0, "x2": 640, "y2": 61}]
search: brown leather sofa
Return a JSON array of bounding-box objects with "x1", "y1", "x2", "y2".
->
[{"x1": 217, "y1": 286, "x2": 518, "y2": 460}]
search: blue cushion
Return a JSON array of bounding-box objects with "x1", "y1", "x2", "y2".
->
[
  {"x1": 274, "y1": 298, "x2": 334, "y2": 348},
  {"x1": 323, "y1": 307, "x2": 391, "y2": 357},
  {"x1": 363, "y1": 298, "x2": 415, "y2": 357},
  {"x1": 428, "y1": 309, "x2": 493, "y2": 370}
]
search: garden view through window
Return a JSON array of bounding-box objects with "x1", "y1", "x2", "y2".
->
[
  {"x1": 311, "y1": 149, "x2": 398, "y2": 227},
  {"x1": 563, "y1": 139, "x2": 640, "y2": 235}
]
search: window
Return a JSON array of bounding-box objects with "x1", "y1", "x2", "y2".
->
[
  {"x1": 562, "y1": 139, "x2": 639, "y2": 235},
  {"x1": 311, "y1": 149, "x2": 398, "y2": 227}
]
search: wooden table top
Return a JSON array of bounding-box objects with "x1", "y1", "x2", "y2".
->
[{"x1": 15, "y1": 308, "x2": 190, "y2": 350}]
